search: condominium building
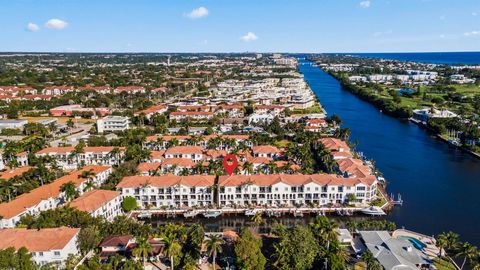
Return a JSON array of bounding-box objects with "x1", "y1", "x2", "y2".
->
[
  {"x1": 70, "y1": 190, "x2": 123, "y2": 221},
  {"x1": 117, "y1": 175, "x2": 215, "y2": 208},
  {"x1": 0, "y1": 166, "x2": 112, "y2": 228},
  {"x1": 97, "y1": 115, "x2": 130, "y2": 133},
  {"x1": 218, "y1": 174, "x2": 377, "y2": 207},
  {"x1": 35, "y1": 146, "x2": 125, "y2": 170},
  {"x1": 0, "y1": 227, "x2": 80, "y2": 266}
]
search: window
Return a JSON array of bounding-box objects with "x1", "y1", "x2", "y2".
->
[
  {"x1": 39, "y1": 252, "x2": 44, "y2": 257},
  {"x1": 54, "y1": 251, "x2": 60, "y2": 256}
]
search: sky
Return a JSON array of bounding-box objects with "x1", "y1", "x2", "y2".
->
[{"x1": 0, "y1": 0, "x2": 479, "y2": 53}]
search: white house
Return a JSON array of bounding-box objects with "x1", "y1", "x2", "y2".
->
[
  {"x1": 0, "y1": 227, "x2": 80, "y2": 266},
  {"x1": 70, "y1": 190, "x2": 123, "y2": 221},
  {"x1": 97, "y1": 115, "x2": 130, "y2": 133}
]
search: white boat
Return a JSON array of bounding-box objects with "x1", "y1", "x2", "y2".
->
[
  {"x1": 137, "y1": 212, "x2": 152, "y2": 219},
  {"x1": 245, "y1": 209, "x2": 260, "y2": 216},
  {"x1": 361, "y1": 206, "x2": 386, "y2": 216},
  {"x1": 183, "y1": 210, "x2": 198, "y2": 218},
  {"x1": 203, "y1": 210, "x2": 222, "y2": 218}
]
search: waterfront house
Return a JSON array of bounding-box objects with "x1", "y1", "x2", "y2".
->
[
  {"x1": 358, "y1": 231, "x2": 432, "y2": 270},
  {"x1": 97, "y1": 115, "x2": 130, "y2": 133},
  {"x1": 218, "y1": 174, "x2": 377, "y2": 207},
  {"x1": 117, "y1": 175, "x2": 215, "y2": 208}
]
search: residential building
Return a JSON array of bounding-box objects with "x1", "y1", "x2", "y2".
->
[
  {"x1": 117, "y1": 175, "x2": 215, "y2": 208},
  {"x1": 359, "y1": 231, "x2": 432, "y2": 270},
  {"x1": 412, "y1": 108, "x2": 458, "y2": 123},
  {"x1": 35, "y1": 146, "x2": 125, "y2": 170},
  {"x1": 69, "y1": 190, "x2": 123, "y2": 221},
  {"x1": 0, "y1": 165, "x2": 112, "y2": 228},
  {"x1": 0, "y1": 227, "x2": 80, "y2": 266},
  {"x1": 97, "y1": 115, "x2": 130, "y2": 133},
  {"x1": 169, "y1": 111, "x2": 214, "y2": 121},
  {"x1": 218, "y1": 174, "x2": 377, "y2": 207},
  {"x1": 135, "y1": 104, "x2": 168, "y2": 119},
  {"x1": 0, "y1": 119, "x2": 28, "y2": 131}
]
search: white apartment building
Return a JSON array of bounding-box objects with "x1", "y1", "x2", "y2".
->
[
  {"x1": 0, "y1": 227, "x2": 80, "y2": 266},
  {"x1": 117, "y1": 175, "x2": 215, "y2": 208},
  {"x1": 0, "y1": 166, "x2": 112, "y2": 228},
  {"x1": 218, "y1": 174, "x2": 377, "y2": 207},
  {"x1": 164, "y1": 146, "x2": 204, "y2": 162},
  {"x1": 97, "y1": 115, "x2": 130, "y2": 133},
  {"x1": 70, "y1": 190, "x2": 123, "y2": 221},
  {"x1": 35, "y1": 146, "x2": 125, "y2": 170}
]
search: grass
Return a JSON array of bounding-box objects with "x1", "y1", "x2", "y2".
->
[{"x1": 433, "y1": 257, "x2": 457, "y2": 270}]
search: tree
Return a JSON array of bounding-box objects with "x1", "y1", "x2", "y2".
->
[
  {"x1": 457, "y1": 242, "x2": 478, "y2": 270},
  {"x1": 272, "y1": 225, "x2": 319, "y2": 270},
  {"x1": 0, "y1": 181, "x2": 15, "y2": 202},
  {"x1": 164, "y1": 233, "x2": 182, "y2": 270},
  {"x1": 205, "y1": 235, "x2": 223, "y2": 270},
  {"x1": 66, "y1": 118, "x2": 74, "y2": 128},
  {"x1": 60, "y1": 181, "x2": 79, "y2": 201},
  {"x1": 122, "y1": 196, "x2": 138, "y2": 212},
  {"x1": 133, "y1": 237, "x2": 152, "y2": 265},
  {"x1": 235, "y1": 229, "x2": 266, "y2": 270},
  {"x1": 77, "y1": 226, "x2": 101, "y2": 255},
  {"x1": 361, "y1": 250, "x2": 383, "y2": 270}
]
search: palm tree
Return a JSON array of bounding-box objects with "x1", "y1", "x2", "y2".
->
[
  {"x1": 436, "y1": 233, "x2": 449, "y2": 257},
  {"x1": 60, "y1": 181, "x2": 79, "y2": 202},
  {"x1": 205, "y1": 235, "x2": 223, "y2": 270},
  {"x1": 457, "y1": 242, "x2": 478, "y2": 270},
  {"x1": 267, "y1": 161, "x2": 278, "y2": 174},
  {"x1": 242, "y1": 161, "x2": 254, "y2": 175},
  {"x1": 163, "y1": 233, "x2": 182, "y2": 270},
  {"x1": 133, "y1": 237, "x2": 152, "y2": 265},
  {"x1": 445, "y1": 231, "x2": 460, "y2": 252},
  {"x1": 79, "y1": 169, "x2": 96, "y2": 192},
  {"x1": 0, "y1": 180, "x2": 15, "y2": 202},
  {"x1": 251, "y1": 211, "x2": 263, "y2": 229}
]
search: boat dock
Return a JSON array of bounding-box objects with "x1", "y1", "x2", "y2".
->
[{"x1": 130, "y1": 205, "x2": 388, "y2": 219}]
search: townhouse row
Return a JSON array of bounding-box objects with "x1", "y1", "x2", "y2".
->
[{"x1": 116, "y1": 174, "x2": 378, "y2": 208}]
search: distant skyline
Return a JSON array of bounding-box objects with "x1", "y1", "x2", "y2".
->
[{"x1": 1, "y1": 0, "x2": 479, "y2": 53}]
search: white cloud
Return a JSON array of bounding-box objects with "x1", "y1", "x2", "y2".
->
[
  {"x1": 439, "y1": 34, "x2": 445, "y2": 38},
  {"x1": 45, "y1": 19, "x2": 68, "y2": 29},
  {"x1": 464, "y1": 31, "x2": 480, "y2": 37},
  {"x1": 185, "y1": 7, "x2": 209, "y2": 19},
  {"x1": 473, "y1": 12, "x2": 478, "y2": 16},
  {"x1": 360, "y1": 1, "x2": 371, "y2": 8},
  {"x1": 240, "y1": 32, "x2": 258, "y2": 42},
  {"x1": 26, "y1": 23, "x2": 39, "y2": 32}
]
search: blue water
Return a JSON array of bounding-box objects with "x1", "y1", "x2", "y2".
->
[
  {"x1": 297, "y1": 58, "x2": 480, "y2": 246},
  {"x1": 335, "y1": 52, "x2": 480, "y2": 65}
]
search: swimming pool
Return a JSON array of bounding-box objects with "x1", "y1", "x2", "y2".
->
[{"x1": 399, "y1": 236, "x2": 427, "y2": 250}]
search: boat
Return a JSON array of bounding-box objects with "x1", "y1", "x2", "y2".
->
[
  {"x1": 166, "y1": 211, "x2": 177, "y2": 218},
  {"x1": 317, "y1": 210, "x2": 325, "y2": 216},
  {"x1": 137, "y1": 212, "x2": 152, "y2": 219},
  {"x1": 360, "y1": 206, "x2": 386, "y2": 216},
  {"x1": 336, "y1": 209, "x2": 344, "y2": 216},
  {"x1": 183, "y1": 210, "x2": 198, "y2": 218},
  {"x1": 203, "y1": 210, "x2": 222, "y2": 218},
  {"x1": 245, "y1": 209, "x2": 260, "y2": 216},
  {"x1": 293, "y1": 210, "x2": 304, "y2": 218}
]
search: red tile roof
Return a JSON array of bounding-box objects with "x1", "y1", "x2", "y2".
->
[
  {"x1": 0, "y1": 166, "x2": 111, "y2": 219},
  {"x1": 0, "y1": 227, "x2": 80, "y2": 252},
  {"x1": 117, "y1": 175, "x2": 215, "y2": 188},
  {"x1": 69, "y1": 190, "x2": 120, "y2": 213}
]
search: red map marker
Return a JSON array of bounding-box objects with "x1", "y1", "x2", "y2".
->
[{"x1": 223, "y1": 154, "x2": 238, "y2": 176}]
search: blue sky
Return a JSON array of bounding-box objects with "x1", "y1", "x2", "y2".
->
[{"x1": 0, "y1": 0, "x2": 479, "y2": 53}]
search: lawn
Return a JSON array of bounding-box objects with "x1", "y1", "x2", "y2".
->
[{"x1": 433, "y1": 257, "x2": 457, "y2": 270}]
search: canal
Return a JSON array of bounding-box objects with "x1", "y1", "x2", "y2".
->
[{"x1": 298, "y1": 58, "x2": 480, "y2": 245}]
